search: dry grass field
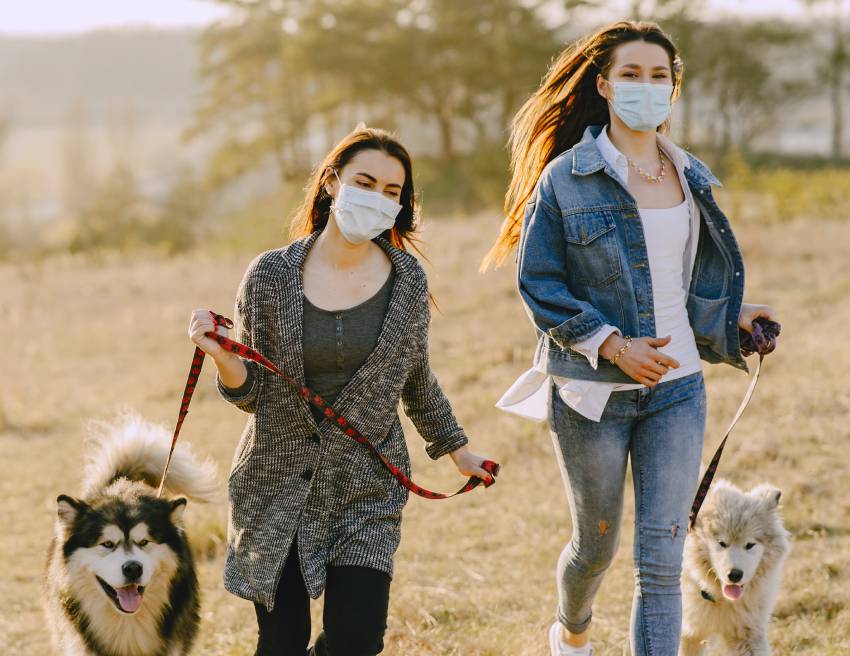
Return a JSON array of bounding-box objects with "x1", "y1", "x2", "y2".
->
[{"x1": 1, "y1": 213, "x2": 848, "y2": 655}]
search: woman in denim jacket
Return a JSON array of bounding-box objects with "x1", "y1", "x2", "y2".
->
[{"x1": 484, "y1": 20, "x2": 777, "y2": 656}]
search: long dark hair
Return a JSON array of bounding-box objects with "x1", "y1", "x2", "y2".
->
[
  {"x1": 481, "y1": 20, "x2": 683, "y2": 270},
  {"x1": 289, "y1": 124, "x2": 420, "y2": 252}
]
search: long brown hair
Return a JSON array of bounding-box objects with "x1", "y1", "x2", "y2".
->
[
  {"x1": 289, "y1": 124, "x2": 420, "y2": 252},
  {"x1": 481, "y1": 20, "x2": 683, "y2": 270}
]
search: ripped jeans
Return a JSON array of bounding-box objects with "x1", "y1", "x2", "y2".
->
[{"x1": 548, "y1": 372, "x2": 706, "y2": 656}]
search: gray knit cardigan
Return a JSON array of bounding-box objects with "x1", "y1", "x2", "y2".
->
[{"x1": 217, "y1": 231, "x2": 470, "y2": 611}]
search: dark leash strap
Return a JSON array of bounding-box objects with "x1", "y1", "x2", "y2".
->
[
  {"x1": 687, "y1": 353, "x2": 763, "y2": 530},
  {"x1": 157, "y1": 311, "x2": 500, "y2": 499},
  {"x1": 688, "y1": 318, "x2": 781, "y2": 530}
]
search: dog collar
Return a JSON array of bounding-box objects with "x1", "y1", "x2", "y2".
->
[{"x1": 700, "y1": 589, "x2": 716, "y2": 603}]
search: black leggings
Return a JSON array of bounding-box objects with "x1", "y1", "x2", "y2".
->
[{"x1": 254, "y1": 539, "x2": 391, "y2": 656}]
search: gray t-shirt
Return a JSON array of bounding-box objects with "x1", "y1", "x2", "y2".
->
[
  {"x1": 302, "y1": 271, "x2": 395, "y2": 422},
  {"x1": 221, "y1": 271, "x2": 395, "y2": 421}
]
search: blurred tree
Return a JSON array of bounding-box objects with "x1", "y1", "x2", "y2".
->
[
  {"x1": 71, "y1": 163, "x2": 204, "y2": 254},
  {"x1": 0, "y1": 102, "x2": 9, "y2": 166},
  {"x1": 0, "y1": 221, "x2": 12, "y2": 260},
  {"x1": 190, "y1": 0, "x2": 560, "y2": 187},
  {"x1": 154, "y1": 166, "x2": 207, "y2": 254},
  {"x1": 0, "y1": 101, "x2": 16, "y2": 258},
  {"x1": 187, "y1": 0, "x2": 323, "y2": 188},
  {"x1": 635, "y1": 0, "x2": 710, "y2": 148},
  {"x1": 105, "y1": 100, "x2": 139, "y2": 168},
  {"x1": 698, "y1": 20, "x2": 806, "y2": 153},
  {"x1": 70, "y1": 164, "x2": 149, "y2": 252},
  {"x1": 0, "y1": 101, "x2": 10, "y2": 225},
  {"x1": 62, "y1": 101, "x2": 96, "y2": 219},
  {"x1": 799, "y1": 0, "x2": 849, "y2": 160},
  {"x1": 317, "y1": 0, "x2": 558, "y2": 160}
]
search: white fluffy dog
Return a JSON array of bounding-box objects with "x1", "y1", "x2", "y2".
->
[{"x1": 680, "y1": 479, "x2": 791, "y2": 655}]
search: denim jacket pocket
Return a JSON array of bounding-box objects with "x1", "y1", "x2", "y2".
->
[
  {"x1": 562, "y1": 211, "x2": 622, "y2": 287},
  {"x1": 687, "y1": 292, "x2": 730, "y2": 356}
]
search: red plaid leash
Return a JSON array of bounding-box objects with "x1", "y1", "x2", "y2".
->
[
  {"x1": 688, "y1": 353, "x2": 763, "y2": 530},
  {"x1": 156, "y1": 311, "x2": 500, "y2": 499}
]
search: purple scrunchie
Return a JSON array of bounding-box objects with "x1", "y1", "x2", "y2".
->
[{"x1": 739, "y1": 317, "x2": 781, "y2": 357}]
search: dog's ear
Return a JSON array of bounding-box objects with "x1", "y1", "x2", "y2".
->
[
  {"x1": 56, "y1": 495, "x2": 86, "y2": 527},
  {"x1": 751, "y1": 484, "x2": 782, "y2": 511},
  {"x1": 170, "y1": 497, "x2": 188, "y2": 526}
]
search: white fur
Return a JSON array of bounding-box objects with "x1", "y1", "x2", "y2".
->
[
  {"x1": 44, "y1": 411, "x2": 217, "y2": 655},
  {"x1": 680, "y1": 479, "x2": 791, "y2": 655},
  {"x1": 82, "y1": 410, "x2": 219, "y2": 503},
  {"x1": 57, "y1": 541, "x2": 179, "y2": 655},
  {"x1": 70, "y1": 523, "x2": 170, "y2": 596}
]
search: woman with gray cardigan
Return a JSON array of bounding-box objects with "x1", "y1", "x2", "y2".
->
[{"x1": 188, "y1": 126, "x2": 492, "y2": 656}]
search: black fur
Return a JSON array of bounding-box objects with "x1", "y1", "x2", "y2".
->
[{"x1": 47, "y1": 488, "x2": 201, "y2": 655}]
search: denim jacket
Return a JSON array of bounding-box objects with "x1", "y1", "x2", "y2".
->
[{"x1": 517, "y1": 124, "x2": 747, "y2": 384}]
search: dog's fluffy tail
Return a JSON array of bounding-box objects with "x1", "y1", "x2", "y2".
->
[{"x1": 81, "y1": 410, "x2": 219, "y2": 502}]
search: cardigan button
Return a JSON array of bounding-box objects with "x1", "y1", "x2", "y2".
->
[
  {"x1": 301, "y1": 469, "x2": 313, "y2": 481},
  {"x1": 309, "y1": 433, "x2": 321, "y2": 444}
]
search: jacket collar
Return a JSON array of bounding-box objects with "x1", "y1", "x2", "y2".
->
[
  {"x1": 282, "y1": 230, "x2": 419, "y2": 276},
  {"x1": 684, "y1": 153, "x2": 723, "y2": 188},
  {"x1": 571, "y1": 124, "x2": 721, "y2": 188}
]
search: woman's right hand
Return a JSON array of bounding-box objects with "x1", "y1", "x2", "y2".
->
[
  {"x1": 188, "y1": 309, "x2": 232, "y2": 361},
  {"x1": 600, "y1": 334, "x2": 680, "y2": 387}
]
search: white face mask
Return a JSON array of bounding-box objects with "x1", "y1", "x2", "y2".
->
[
  {"x1": 607, "y1": 81, "x2": 673, "y2": 132},
  {"x1": 330, "y1": 169, "x2": 402, "y2": 244}
]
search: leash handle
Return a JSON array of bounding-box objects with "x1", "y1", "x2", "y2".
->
[{"x1": 157, "y1": 311, "x2": 500, "y2": 499}]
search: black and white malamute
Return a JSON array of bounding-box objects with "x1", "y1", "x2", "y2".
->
[{"x1": 43, "y1": 412, "x2": 218, "y2": 656}]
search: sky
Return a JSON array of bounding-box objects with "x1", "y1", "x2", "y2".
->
[{"x1": 0, "y1": 0, "x2": 821, "y2": 36}]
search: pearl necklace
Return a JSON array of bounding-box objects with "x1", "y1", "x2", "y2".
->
[{"x1": 627, "y1": 145, "x2": 667, "y2": 184}]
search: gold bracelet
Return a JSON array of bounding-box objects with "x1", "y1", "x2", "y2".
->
[{"x1": 610, "y1": 336, "x2": 632, "y2": 365}]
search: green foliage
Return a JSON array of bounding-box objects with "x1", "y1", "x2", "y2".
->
[
  {"x1": 693, "y1": 19, "x2": 808, "y2": 149},
  {"x1": 0, "y1": 220, "x2": 13, "y2": 261},
  {"x1": 415, "y1": 142, "x2": 511, "y2": 217},
  {"x1": 205, "y1": 181, "x2": 306, "y2": 254},
  {"x1": 156, "y1": 167, "x2": 210, "y2": 254},
  {"x1": 189, "y1": 0, "x2": 560, "y2": 189},
  {"x1": 187, "y1": 0, "x2": 320, "y2": 187},
  {"x1": 718, "y1": 149, "x2": 850, "y2": 224},
  {"x1": 70, "y1": 164, "x2": 149, "y2": 252},
  {"x1": 69, "y1": 165, "x2": 207, "y2": 255},
  {"x1": 746, "y1": 168, "x2": 850, "y2": 222},
  {"x1": 741, "y1": 150, "x2": 850, "y2": 170}
]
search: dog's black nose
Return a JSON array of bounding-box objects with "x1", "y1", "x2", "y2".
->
[
  {"x1": 728, "y1": 568, "x2": 744, "y2": 583},
  {"x1": 122, "y1": 560, "x2": 143, "y2": 581}
]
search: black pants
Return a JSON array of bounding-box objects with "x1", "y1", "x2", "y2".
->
[{"x1": 254, "y1": 539, "x2": 391, "y2": 656}]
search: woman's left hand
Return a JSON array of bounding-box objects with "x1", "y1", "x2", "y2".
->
[
  {"x1": 738, "y1": 303, "x2": 778, "y2": 333},
  {"x1": 449, "y1": 445, "x2": 495, "y2": 483}
]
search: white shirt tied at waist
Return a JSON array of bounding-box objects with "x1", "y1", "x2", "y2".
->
[{"x1": 497, "y1": 125, "x2": 703, "y2": 423}]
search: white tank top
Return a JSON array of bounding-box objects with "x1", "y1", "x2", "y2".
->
[{"x1": 639, "y1": 199, "x2": 702, "y2": 383}]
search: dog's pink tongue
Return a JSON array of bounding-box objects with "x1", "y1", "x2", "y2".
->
[
  {"x1": 117, "y1": 585, "x2": 142, "y2": 613},
  {"x1": 723, "y1": 584, "x2": 743, "y2": 600}
]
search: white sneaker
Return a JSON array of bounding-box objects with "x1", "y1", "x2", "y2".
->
[{"x1": 548, "y1": 621, "x2": 593, "y2": 656}]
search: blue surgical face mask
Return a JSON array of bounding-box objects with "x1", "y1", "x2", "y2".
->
[{"x1": 607, "y1": 81, "x2": 673, "y2": 132}]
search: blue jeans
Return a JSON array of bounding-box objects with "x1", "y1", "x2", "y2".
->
[{"x1": 547, "y1": 372, "x2": 706, "y2": 656}]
